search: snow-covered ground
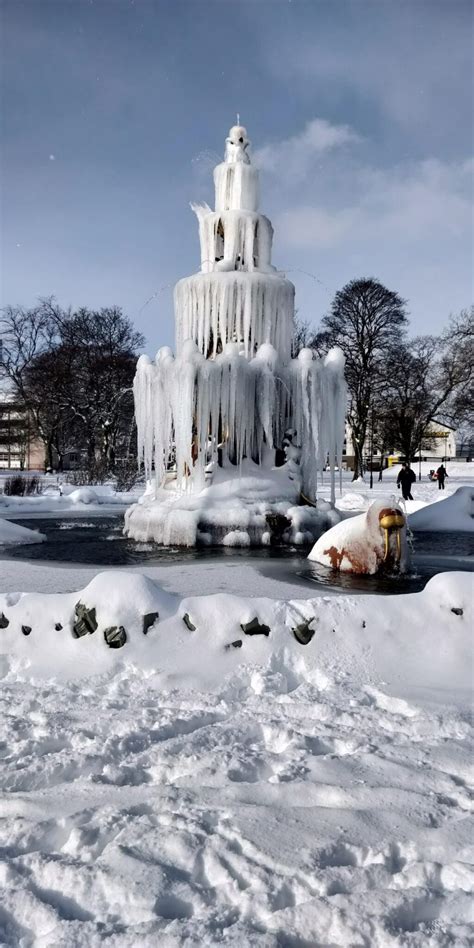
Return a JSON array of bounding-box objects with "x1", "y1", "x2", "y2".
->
[
  {"x1": 326, "y1": 462, "x2": 474, "y2": 517},
  {"x1": 0, "y1": 481, "x2": 141, "y2": 520},
  {"x1": 0, "y1": 464, "x2": 472, "y2": 946},
  {"x1": 0, "y1": 569, "x2": 472, "y2": 947},
  {"x1": 1, "y1": 462, "x2": 471, "y2": 522},
  {"x1": 0, "y1": 463, "x2": 471, "y2": 559}
]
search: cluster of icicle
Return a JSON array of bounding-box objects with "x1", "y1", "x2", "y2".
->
[
  {"x1": 174, "y1": 272, "x2": 294, "y2": 360},
  {"x1": 192, "y1": 205, "x2": 274, "y2": 275},
  {"x1": 134, "y1": 341, "x2": 347, "y2": 503},
  {"x1": 214, "y1": 160, "x2": 258, "y2": 213}
]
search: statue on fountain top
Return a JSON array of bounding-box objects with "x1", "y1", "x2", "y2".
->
[{"x1": 225, "y1": 124, "x2": 251, "y2": 164}]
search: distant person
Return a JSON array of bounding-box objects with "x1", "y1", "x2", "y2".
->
[
  {"x1": 397, "y1": 462, "x2": 416, "y2": 500},
  {"x1": 436, "y1": 464, "x2": 448, "y2": 489}
]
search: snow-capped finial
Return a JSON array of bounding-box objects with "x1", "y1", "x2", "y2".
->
[{"x1": 225, "y1": 124, "x2": 250, "y2": 164}]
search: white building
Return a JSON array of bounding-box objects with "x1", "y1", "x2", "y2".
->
[{"x1": 343, "y1": 419, "x2": 457, "y2": 471}]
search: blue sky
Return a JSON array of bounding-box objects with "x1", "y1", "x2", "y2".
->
[{"x1": 2, "y1": 0, "x2": 472, "y2": 353}]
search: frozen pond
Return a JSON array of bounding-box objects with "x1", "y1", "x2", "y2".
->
[{"x1": 2, "y1": 515, "x2": 472, "y2": 595}]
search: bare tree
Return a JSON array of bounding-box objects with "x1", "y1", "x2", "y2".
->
[
  {"x1": 291, "y1": 314, "x2": 311, "y2": 357},
  {"x1": 375, "y1": 321, "x2": 473, "y2": 463},
  {"x1": 0, "y1": 300, "x2": 63, "y2": 467},
  {"x1": 440, "y1": 307, "x2": 474, "y2": 429},
  {"x1": 455, "y1": 423, "x2": 474, "y2": 460},
  {"x1": 374, "y1": 336, "x2": 439, "y2": 463},
  {"x1": 1, "y1": 300, "x2": 144, "y2": 475},
  {"x1": 311, "y1": 278, "x2": 408, "y2": 479},
  {"x1": 49, "y1": 306, "x2": 144, "y2": 474}
]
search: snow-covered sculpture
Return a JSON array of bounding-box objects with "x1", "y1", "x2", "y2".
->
[
  {"x1": 308, "y1": 501, "x2": 409, "y2": 574},
  {"x1": 125, "y1": 123, "x2": 347, "y2": 546},
  {"x1": 225, "y1": 124, "x2": 250, "y2": 164}
]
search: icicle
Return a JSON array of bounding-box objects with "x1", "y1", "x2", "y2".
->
[
  {"x1": 133, "y1": 338, "x2": 346, "y2": 505},
  {"x1": 174, "y1": 272, "x2": 294, "y2": 361},
  {"x1": 214, "y1": 163, "x2": 259, "y2": 213}
]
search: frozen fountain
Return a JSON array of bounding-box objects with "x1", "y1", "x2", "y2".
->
[{"x1": 125, "y1": 123, "x2": 347, "y2": 547}]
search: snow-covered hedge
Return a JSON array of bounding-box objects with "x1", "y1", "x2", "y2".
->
[{"x1": 0, "y1": 570, "x2": 471, "y2": 694}]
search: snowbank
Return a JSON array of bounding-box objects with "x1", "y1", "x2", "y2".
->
[
  {"x1": 0, "y1": 484, "x2": 141, "y2": 518},
  {"x1": 409, "y1": 486, "x2": 474, "y2": 532},
  {"x1": 328, "y1": 465, "x2": 474, "y2": 518},
  {"x1": 0, "y1": 570, "x2": 472, "y2": 946},
  {"x1": 0, "y1": 569, "x2": 470, "y2": 691},
  {"x1": 335, "y1": 490, "x2": 369, "y2": 511},
  {"x1": 67, "y1": 487, "x2": 100, "y2": 505},
  {"x1": 0, "y1": 518, "x2": 46, "y2": 547}
]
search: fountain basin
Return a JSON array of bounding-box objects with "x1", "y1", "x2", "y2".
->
[
  {"x1": 1, "y1": 516, "x2": 471, "y2": 596},
  {"x1": 125, "y1": 464, "x2": 341, "y2": 548}
]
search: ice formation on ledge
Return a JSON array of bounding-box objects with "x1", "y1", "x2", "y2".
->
[
  {"x1": 134, "y1": 342, "x2": 346, "y2": 501},
  {"x1": 176, "y1": 122, "x2": 294, "y2": 360},
  {"x1": 126, "y1": 122, "x2": 347, "y2": 546},
  {"x1": 124, "y1": 459, "x2": 342, "y2": 548}
]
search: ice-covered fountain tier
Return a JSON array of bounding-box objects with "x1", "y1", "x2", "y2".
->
[{"x1": 125, "y1": 124, "x2": 347, "y2": 547}]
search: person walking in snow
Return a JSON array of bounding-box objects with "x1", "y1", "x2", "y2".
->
[
  {"x1": 436, "y1": 463, "x2": 448, "y2": 489},
  {"x1": 397, "y1": 462, "x2": 416, "y2": 500}
]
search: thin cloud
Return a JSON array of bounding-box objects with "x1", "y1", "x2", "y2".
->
[
  {"x1": 360, "y1": 158, "x2": 473, "y2": 239},
  {"x1": 253, "y1": 118, "x2": 360, "y2": 180},
  {"x1": 275, "y1": 157, "x2": 473, "y2": 250}
]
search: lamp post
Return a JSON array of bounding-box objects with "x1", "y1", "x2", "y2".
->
[{"x1": 369, "y1": 406, "x2": 374, "y2": 489}]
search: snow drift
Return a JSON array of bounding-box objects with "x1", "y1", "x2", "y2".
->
[
  {"x1": 0, "y1": 569, "x2": 471, "y2": 691},
  {"x1": 409, "y1": 486, "x2": 474, "y2": 533},
  {"x1": 0, "y1": 518, "x2": 46, "y2": 547},
  {"x1": 1, "y1": 569, "x2": 472, "y2": 946}
]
